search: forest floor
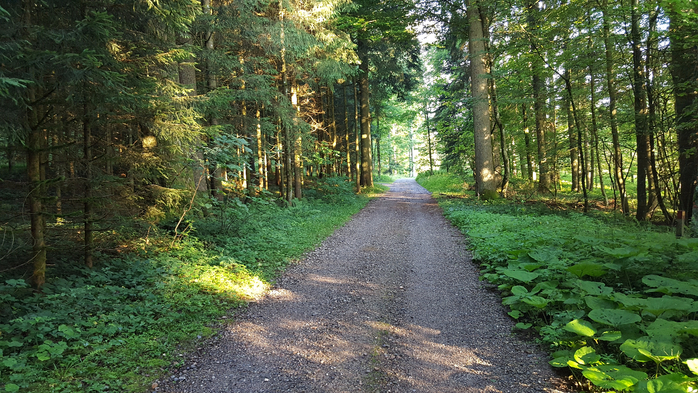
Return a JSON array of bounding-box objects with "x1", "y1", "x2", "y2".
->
[{"x1": 151, "y1": 179, "x2": 573, "y2": 393}]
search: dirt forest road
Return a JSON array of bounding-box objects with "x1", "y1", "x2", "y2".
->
[{"x1": 155, "y1": 179, "x2": 570, "y2": 393}]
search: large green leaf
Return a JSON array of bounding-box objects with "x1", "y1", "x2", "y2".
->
[
  {"x1": 645, "y1": 319, "x2": 698, "y2": 338},
  {"x1": 598, "y1": 246, "x2": 642, "y2": 258},
  {"x1": 511, "y1": 285, "x2": 529, "y2": 295},
  {"x1": 568, "y1": 262, "x2": 607, "y2": 278},
  {"x1": 643, "y1": 275, "x2": 698, "y2": 297},
  {"x1": 588, "y1": 308, "x2": 641, "y2": 327},
  {"x1": 582, "y1": 364, "x2": 647, "y2": 391},
  {"x1": 575, "y1": 280, "x2": 613, "y2": 296},
  {"x1": 614, "y1": 293, "x2": 647, "y2": 309},
  {"x1": 676, "y1": 251, "x2": 698, "y2": 264},
  {"x1": 642, "y1": 296, "x2": 694, "y2": 316},
  {"x1": 574, "y1": 346, "x2": 601, "y2": 365},
  {"x1": 564, "y1": 319, "x2": 597, "y2": 337},
  {"x1": 528, "y1": 247, "x2": 561, "y2": 263},
  {"x1": 620, "y1": 336, "x2": 682, "y2": 363},
  {"x1": 500, "y1": 268, "x2": 539, "y2": 283},
  {"x1": 586, "y1": 296, "x2": 618, "y2": 310},
  {"x1": 598, "y1": 330, "x2": 623, "y2": 341},
  {"x1": 521, "y1": 295, "x2": 548, "y2": 308},
  {"x1": 635, "y1": 373, "x2": 693, "y2": 393}
]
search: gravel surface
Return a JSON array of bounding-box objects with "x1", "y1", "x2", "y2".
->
[{"x1": 152, "y1": 178, "x2": 573, "y2": 393}]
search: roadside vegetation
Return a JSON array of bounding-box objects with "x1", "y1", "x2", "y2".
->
[
  {"x1": 418, "y1": 171, "x2": 698, "y2": 393},
  {"x1": 0, "y1": 177, "x2": 385, "y2": 392}
]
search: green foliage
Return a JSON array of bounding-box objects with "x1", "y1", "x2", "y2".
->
[
  {"x1": 418, "y1": 175, "x2": 698, "y2": 392},
  {"x1": 415, "y1": 171, "x2": 473, "y2": 195},
  {"x1": 0, "y1": 185, "x2": 374, "y2": 391}
]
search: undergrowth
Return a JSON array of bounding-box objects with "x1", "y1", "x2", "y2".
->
[
  {"x1": 0, "y1": 176, "x2": 377, "y2": 392},
  {"x1": 417, "y1": 172, "x2": 698, "y2": 393}
]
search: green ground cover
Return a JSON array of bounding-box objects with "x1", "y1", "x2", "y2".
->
[
  {"x1": 417, "y1": 172, "x2": 698, "y2": 393},
  {"x1": 0, "y1": 177, "x2": 386, "y2": 392}
]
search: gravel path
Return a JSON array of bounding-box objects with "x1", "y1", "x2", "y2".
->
[{"x1": 153, "y1": 179, "x2": 572, "y2": 393}]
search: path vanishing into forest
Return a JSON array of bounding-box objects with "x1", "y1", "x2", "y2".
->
[{"x1": 154, "y1": 179, "x2": 571, "y2": 393}]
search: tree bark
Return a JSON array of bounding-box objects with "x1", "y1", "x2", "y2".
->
[
  {"x1": 669, "y1": 1, "x2": 698, "y2": 221},
  {"x1": 522, "y1": 104, "x2": 534, "y2": 182},
  {"x1": 602, "y1": 0, "x2": 629, "y2": 214},
  {"x1": 589, "y1": 63, "x2": 608, "y2": 206},
  {"x1": 353, "y1": 79, "x2": 360, "y2": 192},
  {"x1": 526, "y1": 0, "x2": 550, "y2": 193},
  {"x1": 566, "y1": 69, "x2": 579, "y2": 192},
  {"x1": 467, "y1": 0, "x2": 495, "y2": 194},
  {"x1": 425, "y1": 104, "x2": 434, "y2": 175},
  {"x1": 631, "y1": 0, "x2": 651, "y2": 220},
  {"x1": 23, "y1": 0, "x2": 47, "y2": 288},
  {"x1": 358, "y1": 45, "x2": 373, "y2": 188}
]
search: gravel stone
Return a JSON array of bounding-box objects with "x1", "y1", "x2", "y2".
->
[{"x1": 154, "y1": 178, "x2": 574, "y2": 393}]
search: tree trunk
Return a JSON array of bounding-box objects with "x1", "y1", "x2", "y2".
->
[
  {"x1": 425, "y1": 104, "x2": 434, "y2": 175},
  {"x1": 343, "y1": 84, "x2": 351, "y2": 177},
  {"x1": 589, "y1": 63, "x2": 608, "y2": 206},
  {"x1": 467, "y1": 0, "x2": 495, "y2": 194},
  {"x1": 83, "y1": 102, "x2": 94, "y2": 268},
  {"x1": 358, "y1": 45, "x2": 373, "y2": 188},
  {"x1": 646, "y1": 6, "x2": 670, "y2": 221},
  {"x1": 631, "y1": 0, "x2": 651, "y2": 220},
  {"x1": 669, "y1": 1, "x2": 698, "y2": 221},
  {"x1": 353, "y1": 79, "x2": 360, "y2": 192},
  {"x1": 563, "y1": 70, "x2": 589, "y2": 212},
  {"x1": 522, "y1": 104, "x2": 534, "y2": 182},
  {"x1": 257, "y1": 106, "x2": 265, "y2": 190},
  {"x1": 602, "y1": 0, "x2": 629, "y2": 214},
  {"x1": 490, "y1": 77, "x2": 509, "y2": 195},
  {"x1": 566, "y1": 69, "x2": 579, "y2": 192},
  {"x1": 527, "y1": 0, "x2": 550, "y2": 193},
  {"x1": 23, "y1": 1, "x2": 47, "y2": 288}
]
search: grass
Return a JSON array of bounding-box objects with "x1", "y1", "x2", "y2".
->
[
  {"x1": 0, "y1": 176, "x2": 380, "y2": 392},
  {"x1": 416, "y1": 171, "x2": 698, "y2": 392}
]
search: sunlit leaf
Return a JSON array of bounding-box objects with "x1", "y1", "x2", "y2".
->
[
  {"x1": 564, "y1": 319, "x2": 596, "y2": 337},
  {"x1": 620, "y1": 336, "x2": 682, "y2": 363}
]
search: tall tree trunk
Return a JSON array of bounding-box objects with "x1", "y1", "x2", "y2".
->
[
  {"x1": 376, "y1": 108, "x2": 381, "y2": 176},
  {"x1": 425, "y1": 104, "x2": 434, "y2": 175},
  {"x1": 631, "y1": 0, "x2": 651, "y2": 220},
  {"x1": 353, "y1": 79, "x2": 360, "y2": 192},
  {"x1": 563, "y1": 72, "x2": 589, "y2": 212},
  {"x1": 23, "y1": 1, "x2": 47, "y2": 288},
  {"x1": 523, "y1": 104, "x2": 534, "y2": 182},
  {"x1": 467, "y1": 0, "x2": 495, "y2": 194},
  {"x1": 589, "y1": 63, "x2": 608, "y2": 206},
  {"x1": 490, "y1": 77, "x2": 509, "y2": 195},
  {"x1": 602, "y1": 0, "x2": 629, "y2": 214},
  {"x1": 83, "y1": 102, "x2": 94, "y2": 268},
  {"x1": 26, "y1": 88, "x2": 47, "y2": 287},
  {"x1": 669, "y1": 1, "x2": 698, "y2": 221},
  {"x1": 646, "y1": 6, "x2": 670, "y2": 221},
  {"x1": 179, "y1": 43, "x2": 206, "y2": 193},
  {"x1": 343, "y1": 84, "x2": 351, "y2": 177},
  {"x1": 566, "y1": 69, "x2": 579, "y2": 192},
  {"x1": 329, "y1": 84, "x2": 337, "y2": 175},
  {"x1": 358, "y1": 45, "x2": 373, "y2": 188},
  {"x1": 293, "y1": 83, "x2": 302, "y2": 199},
  {"x1": 527, "y1": 0, "x2": 550, "y2": 192},
  {"x1": 257, "y1": 106, "x2": 265, "y2": 190}
]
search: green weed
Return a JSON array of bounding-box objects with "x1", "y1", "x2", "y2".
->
[
  {"x1": 0, "y1": 177, "x2": 377, "y2": 392},
  {"x1": 418, "y1": 172, "x2": 698, "y2": 393}
]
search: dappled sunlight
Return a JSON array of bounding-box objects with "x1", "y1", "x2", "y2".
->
[
  {"x1": 364, "y1": 320, "x2": 502, "y2": 392},
  {"x1": 306, "y1": 274, "x2": 351, "y2": 285},
  {"x1": 191, "y1": 266, "x2": 269, "y2": 301}
]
